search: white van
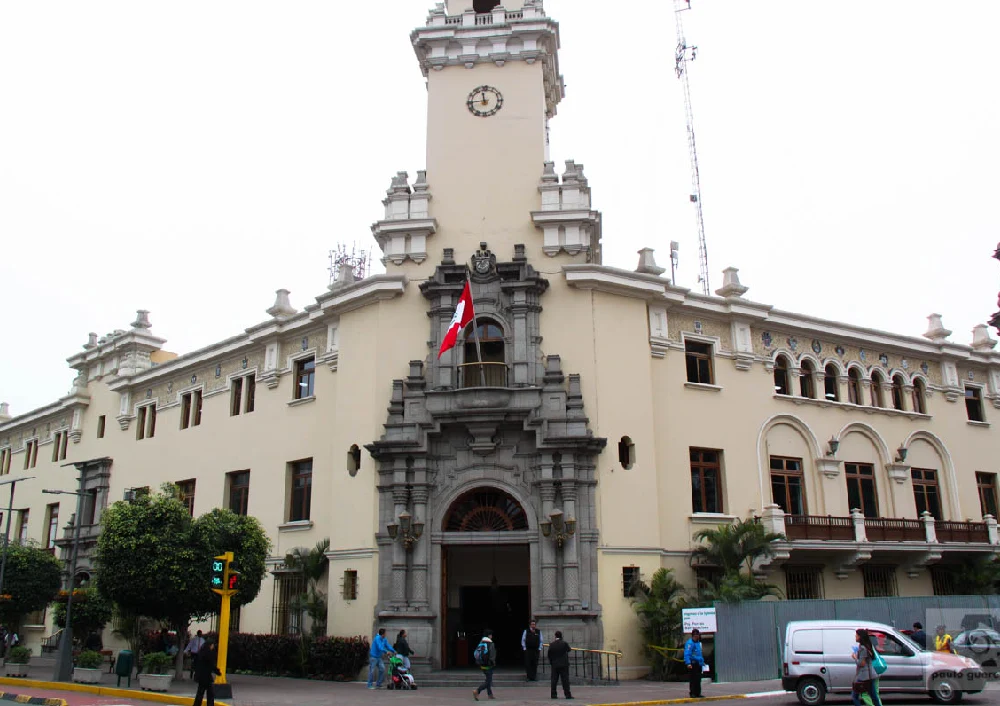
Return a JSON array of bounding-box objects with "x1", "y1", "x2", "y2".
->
[{"x1": 782, "y1": 620, "x2": 985, "y2": 705}]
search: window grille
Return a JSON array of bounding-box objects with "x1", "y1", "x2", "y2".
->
[
  {"x1": 622, "y1": 566, "x2": 641, "y2": 598},
  {"x1": 931, "y1": 567, "x2": 956, "y2": 596},
  {"x1": 271, "y1": 573, "x2": 306, "y2": 635},
  {"x1": 342, "y1": 570, "x2": 359, "y2": 600},
  {"x1": 863, "y1": 566, "x2": 898, "y2": 597},
  {"x1": 785, "y1": 566, "x2": 823, "y2": 600}
]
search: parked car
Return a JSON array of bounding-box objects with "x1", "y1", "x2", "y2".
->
[
  {"x1": 953, "y1": 628, "x2": 1000, "y2": 669},
  {"x1": 782, "y1": 619, "x2": 985, "y2": 705}
]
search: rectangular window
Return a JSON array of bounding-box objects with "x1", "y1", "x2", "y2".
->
[
  {"x1": 271, "y1": 573, "x2": 306, "y2": 634},
  {"x1": 295, "y1": 357, "x2": 316, "y2": 399},
  {"x1": 966, "y1": 386, "x2": 985, "y2": 422},
  {"x1": 0, "y1": 448, "x2": 9, "y2": 475},
  {"x1": 245, "y1": 375, "x2": 256, "y2": 413},
  {"x1": 622, "y1": 566, "x2": 642, "y2": 598},
  {"x1": 193, "y1": 390, "x2": 202, "y2": 426},
  {"x1": 977, "y1": 472, "x2": 999, "y2": 519},
  {"x1": 931, "y1": 567, "x2": 957, "y2": 596},
  {"x1": 177, "y1": 479, "x2": 196, "y2": 516},
  {"x1": 52, "y1": 431, "x2": 68, "y2": 462},
  {"x1": 845, "y1": 462, "x2": 879, "y2": 518},
  {"x1": 684, "y1": 341, "x2": 714, "y2": 385},
  {"x1": 228, "y1": 471, "x2": 250, "y2": 516},
  {"x1": 289, "y1": 459, "x2": 313, "y2": 522},
  {"x1": 148, "y1": 405, "x2": 156, "y2": 438},
  {"x1": 181, "y1": 391, "x2": 202, "y2": 429},
  {"x1": 45, "y1": 503, "x2": 59, "y2": 552},
  {"x1": 863, "y1": 566, "x2": 898, "y2": 597},
  {"x1": 911, "y1": 468, "x2": 941, "y2": 520},
  {"x1": 181, "y1": 393, "x2": 191, "y2": 429},
  {"x1": 230, "y1": 377, "x2": 243, "y2": 416},
  {"x1": 97, "y1": 415, "x2": 106, "y2": 439},
  {"x1": 84, "y1": 488, "x2": 99, "y2": 526},
  {"x1": 690, "y1": 448, "x2": 722, "y2": 513},
  {"x1": 137, "y1": 405, "x2": 156, "y2": 440},
  {"x1": 769, "y1": 456, "x2": 806, "y2": 515},
  {"x1": 785, "y1": 566, "x2": 824, "y2": 600},
  {"x1": 342, "y1": 570, "x2": 358, "y2": 600},
  {"x1": 17, "y1": 510, "x2": 29, "y2": 545},
  {"x1": 23, "y1": 440, "x2": 38, "y2": 469},
  {"x1": 137, "y1": 406, "x2": 147, "y2": 440}
]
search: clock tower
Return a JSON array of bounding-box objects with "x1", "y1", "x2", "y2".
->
[{"x1": 407, "y1": 0, "x2": 567, "y2": 265}]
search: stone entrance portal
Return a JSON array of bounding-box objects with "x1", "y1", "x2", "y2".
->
[{"x1": 366, "y1": 251, "x2": 607, "y2": 669}]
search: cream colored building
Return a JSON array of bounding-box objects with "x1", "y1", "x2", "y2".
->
[{"x1": 2, "y1": 0, "x2": 999, "y2": 678}]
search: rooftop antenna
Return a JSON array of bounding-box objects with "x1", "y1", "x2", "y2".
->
[{"x1": 674, "y1": 0, "x2": 711, "y2": 295}]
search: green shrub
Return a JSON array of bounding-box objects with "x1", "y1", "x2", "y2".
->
[
  {"x1": 225, "y1": 633, "x2": 369, "y2": 680},
  {"x1": 141, "y1": 651, "x2": 172, "y2": 674},
  {"x1": 76, "y1": 650, "x2": 104, "y2": 669},
  {"x1": 8, "y1": 646, "x2": 32, "y2": 664}
]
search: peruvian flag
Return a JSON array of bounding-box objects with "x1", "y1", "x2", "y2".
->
[{"x1": 438, "y1": 280, "x2": 476, "y2": 359}]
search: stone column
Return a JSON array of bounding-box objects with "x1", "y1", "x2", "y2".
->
[
  {"x1": 539, "y1": 483, "x2": 558, "y2": 609},
  {"x1": 761, "y1": 504, "x2": 787, "y2": 536},
  {"x1": 838, "y1": 374, "x2": 850, "y2": 403},
  {"x1": 390, "y1": 486, "x2": 409, "y2": 609},
  {"x1": 561, "y1": 483, "x2": 581, "y2": 609},
  {"x1": 851, "y1": 508, "x2": 868, "y2": 542},
  {"x1": 922, "y1": 511, "x2": 938, "y2": 543},
  {"x1": 986, "y1": 514, "x2": 998, "y2": 545},
  {"x1": 411, "y1": 487, "x2": 430, "y2": 610}
]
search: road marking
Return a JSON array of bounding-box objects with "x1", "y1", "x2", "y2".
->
[{"x1": 745, "y1": 692, "x2": 792, "y2": 699}]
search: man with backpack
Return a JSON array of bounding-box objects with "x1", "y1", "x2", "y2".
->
[{"x1": 472, "y1": 630, "x2": 497, "y2": 701}]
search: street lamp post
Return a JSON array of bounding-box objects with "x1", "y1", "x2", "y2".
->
[
  {"x1": 43, "y1": 484, "x2": 86, "y2": 682},
  {"x1": 0, "y1": 476, "x2": 36, "y2": 599}
]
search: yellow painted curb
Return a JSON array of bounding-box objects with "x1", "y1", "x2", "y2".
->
[
  {"x1": 588, "y1": 695, "x2": 747, "y2": 706},
  {"x1": 0, "y1": 677, "x2": 230, "y2": 706}
]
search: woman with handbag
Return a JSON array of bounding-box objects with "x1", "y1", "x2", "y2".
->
[{"x1": 852, "y1": 629, "x2": 883, "y2": 706}]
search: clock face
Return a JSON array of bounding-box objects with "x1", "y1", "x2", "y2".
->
[
  {"x1": 475, "y1": 259, "x2": 491, "y2": 274},
  {"x1": 467, "y1": 85, "x2": 503, "y2": 117}
]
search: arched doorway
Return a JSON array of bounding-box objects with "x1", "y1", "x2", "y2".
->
[{"x1": 441, "y1": 488, "x2": 531, "y2": 669}]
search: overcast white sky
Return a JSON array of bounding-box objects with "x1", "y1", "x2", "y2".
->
[{"x1": 1, "y1": 1, "x2": 998, "y2": 417}]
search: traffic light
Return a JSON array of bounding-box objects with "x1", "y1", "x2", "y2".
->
[
  {"x1": 211, "y1": 558, "x2": 226, "y2": 589},
  {"x1": 227, "y1": 568, "x2": 240, "y2": 590}
]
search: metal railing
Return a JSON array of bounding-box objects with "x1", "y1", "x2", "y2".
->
[
  {"x1": 784, "y1": 514, "x2": 854, "y2": 541},
  {"x1": 864, "y1": 517, "x2": 924, "y2": 542},
  {"x1": 458, "y1": 362, "x2": 508, "y2": 389},
  {"x1": 537, "y1": 645, "x2": 621, "y2": 684},
  {"x1": 41, "y1": 629, "x2": 64, "y2": 653},
  {"x1": 937, "y1": 520, "x2": 989, "y2": 543}
]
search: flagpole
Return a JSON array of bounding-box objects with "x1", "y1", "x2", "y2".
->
[{"x1": 464, "y1": 270, "x2": 488, "y2": 387}]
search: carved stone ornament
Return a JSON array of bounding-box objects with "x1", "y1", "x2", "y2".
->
[{"x1": 471, "y1": 242, "x2": 496, "y2": 276}]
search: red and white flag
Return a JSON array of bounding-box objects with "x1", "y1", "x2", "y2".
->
[{"x1": 438, "y1": 280, "x2": 476, "y2": 359}]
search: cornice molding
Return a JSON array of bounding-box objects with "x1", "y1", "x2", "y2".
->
[{"x1": 0, "y1": 393, "x2": 91, "y2": 435}]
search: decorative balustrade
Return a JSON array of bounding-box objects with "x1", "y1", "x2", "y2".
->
[
  {"x1": 784, "y1": 514, "x2": 854, "y2": 541},
  {"x1": 776, "y1": 511, "x2": 994, "y2": 545},
  {"x1": 864, "y1": 517, "x2": 925, "y2": 542},
  {"x1": 936, "y1": 520, "x2": 990, "y2": 543},
  {"x1": 458, "y1": 362, "x2": 508, "y2": 389}
]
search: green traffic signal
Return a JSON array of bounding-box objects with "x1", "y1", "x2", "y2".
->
[{"x1": 211, "y1": 558, "x2": 226, "y2": 588}]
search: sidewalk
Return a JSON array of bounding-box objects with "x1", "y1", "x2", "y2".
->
[{"x1": 0, "y1": 673, "x2": 788, "y2": 706}]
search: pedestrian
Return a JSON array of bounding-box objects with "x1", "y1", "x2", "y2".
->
[
  {"x1": 367, "y1": 627, "x2": 396, "y2": 689},
  {"x1": 83, "y1": 630, "x2": 103, "y2": 651},
  {"x1": 185, "y1": 629, "x2": 207, "y2": 679},
  {"x1": 547, "y1": 630, "x2": 573, "y2": 700},
  {"x1": 934, "y1": 624, "x2": 955, "y2": 653},
  {"x1": 472, "y1": 630, "x2": 497, "y2": 701},
  {"x1": 394, "y1": 629, "x2": 415, "y2": 671},
  {"x1": 910, "y1": 622, "x2": 927, "y2": 651},
  {"x1": 192, "y1": 636, "x2": 222, "y2": 706},
  {"x1": 683, "y1": 628, "x2": 705, "y2": 698},
  {"x1": 522, "y1": 619, "x2": 543, "y2": 681},
  {"x1": 851, "y1": 629, "x2": 883, "y2": 706}
]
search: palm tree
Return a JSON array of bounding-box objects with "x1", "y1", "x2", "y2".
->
[
  {"x1": 285, "y1": 538, "x2": 331, "y2": 637},
  {"x1": 691, "y1": 518, "x2": 785, "y2": 580},
  {"x1": 697, "y1": 571, "x2": 783, "y2": 603},
  {"x1": 630, "y1": 568, "x2": 689, "y2": 679}
]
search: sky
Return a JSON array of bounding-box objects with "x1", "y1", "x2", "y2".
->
[{"x1": 1, "y1": 0, "x2": 998, "y2": 417}]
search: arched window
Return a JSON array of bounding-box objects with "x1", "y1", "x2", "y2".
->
[
  {"x1": 799, "y1": 360, "x2": 816, "y2": 399},
  {"x1": 824, "y1": 364, "x2": 840, "y2": 401},
  {"x1": 870, "y1": 371, "x2": 886, "y2": 408},
  {"x1": 444, "y1": 488, "x2": 528, "y2": 532},
  {"x1": 774, "y1": 356, "x2": 791, "y2": 395},
  {"x1": 912, "y1": 378, "x2": 927, "y2": 414},
  {"x1": 891, "y1": 374, "x2": 906, "y2": 411},
  {"x1": 461, "y1": 321, "x2": 506, "y2": 388},
  {"x1": 848, "y1": 368, "x2": 863, "y2": 405}
]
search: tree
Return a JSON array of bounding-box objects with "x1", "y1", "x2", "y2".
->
[
  {"x1": 630, "y1": 568, "x2": 689, "y2": 680},
  {"x1": 696, "y1": 571, "x2": 782, "y2": 603},
  {"x1": 284, "y1": 539, "x2": 330, "y2": 637},
  {"x1": 192, "y1": 509, "x2": 271, "y2": 611},
  {"x1": 52, "y1": 587, "x2": 113, "y2": 637},
  {"x1": 0, "y1": 542, "x2": 62, "y2": 630},
  {"x1": 938, "y1": 558, "x2": 1000, "y2": 595},
  {"x1": 691, "y1": 518, "x2": 785, "y2": 578}
]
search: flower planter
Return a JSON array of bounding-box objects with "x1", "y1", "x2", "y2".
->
[
  {"x1": 139, "y1": 673, "x2": 172, "y2": 692},
  {"x1": 4, "y1": 662, "x2": 29, "y2": 677},
  {"x1": 73, "y1": 666, "x2": 103, "y2": 684}
]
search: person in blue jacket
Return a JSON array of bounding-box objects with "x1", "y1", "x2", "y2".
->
[
  {"x1": 367, "y1": 627, "x2": 397, "y2": 689},
  {"x1": 684, "y1": 628, "x2": 705, "y2": 698}
]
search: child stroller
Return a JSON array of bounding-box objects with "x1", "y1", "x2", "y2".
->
[{"x1": 388, "y1": 654, "x2": 417, "y2": 690}]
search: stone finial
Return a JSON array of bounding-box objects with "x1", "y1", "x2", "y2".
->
[
  {"x1": 266, "y1": 289, "x2": 297, "y2": 319},
  {"x1": 562, "y1": 160, "x2": 586, "y2": 184},
  {"x1": 715, "y1": 266, "x2": 749, "y2": 298},
  {"x1": 84, "y1": 332, "x2": 98, "y2": 349},
  {"x1": 388, "y1": 171, "x2": 411, "y2": 195},
  {"x1": 540, "y1": 161, "x2": 558, "y2": 183},
  {"x1": 328, "y1": 263, "x2": 358, "y2": 292},
  {"x1": 0, "y1": 402, "x2": 10, "y2": 422},
  {"x1": 635, "y1": 248, "x2": 666, "y2": 276},
  {"x1": 923, "y1": 313, "x2": 952, "y2": 342},
  {"x1": 971, "y1": 324, "x2": 997, "y2": 351},
  {"x1": 131, "y1": 309, "x2": 152, "y2": 330},
  {"x1": 413, "y1": 170, "x2": 429, "y2": 193}
]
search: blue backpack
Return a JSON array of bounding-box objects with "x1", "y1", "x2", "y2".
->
[{"x1": 474, "y1": 641, "x2": 490, "y2": 667}]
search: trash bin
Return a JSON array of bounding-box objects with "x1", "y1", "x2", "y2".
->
[{"x1": 115, "y1": 649, "x2": 134, "y2": 687}]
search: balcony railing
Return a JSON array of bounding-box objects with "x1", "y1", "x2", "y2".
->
[
  {"x1": 864, "y1": 517, "x2": 925, "y2": 542},
  {"x1": 784, "y1": 514, "x2": 855, "y2": 541},
  {"x1": 458, "y1": 362, "x2": 507, "y2": 389},
  {"x1": 937, "y1": 520, "x2": 990, "y2": 543}
]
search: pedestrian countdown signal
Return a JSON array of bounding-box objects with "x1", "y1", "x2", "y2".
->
[{"x1": 211, "y1": 558, "x2": 226, "y2": 589}]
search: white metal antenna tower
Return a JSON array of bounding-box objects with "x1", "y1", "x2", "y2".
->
[{"x1": 674, "y1": 0, "x2": 710, "y2": 295}]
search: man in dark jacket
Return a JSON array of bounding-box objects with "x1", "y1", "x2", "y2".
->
[
  {"x1": 522, "y1": 619, "x2": 543, "y2": 681},
  {"x1": 473, "y1": 631, "x2": 497, "y2": 701},
  {"x1": 547, "y1": 630, "x2": 573, "y2": 699},
  {"x1": 192, "y1": 636, "x2": 222, "y2": 706}
]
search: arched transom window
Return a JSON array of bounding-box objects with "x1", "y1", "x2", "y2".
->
[{"x1": 444, "y1": 488, "x2": 529, "y2": 532}]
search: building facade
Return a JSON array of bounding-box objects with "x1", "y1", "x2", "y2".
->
[{"x1": 2, "y1": 0, "x2": 1000, "y2": 678}]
